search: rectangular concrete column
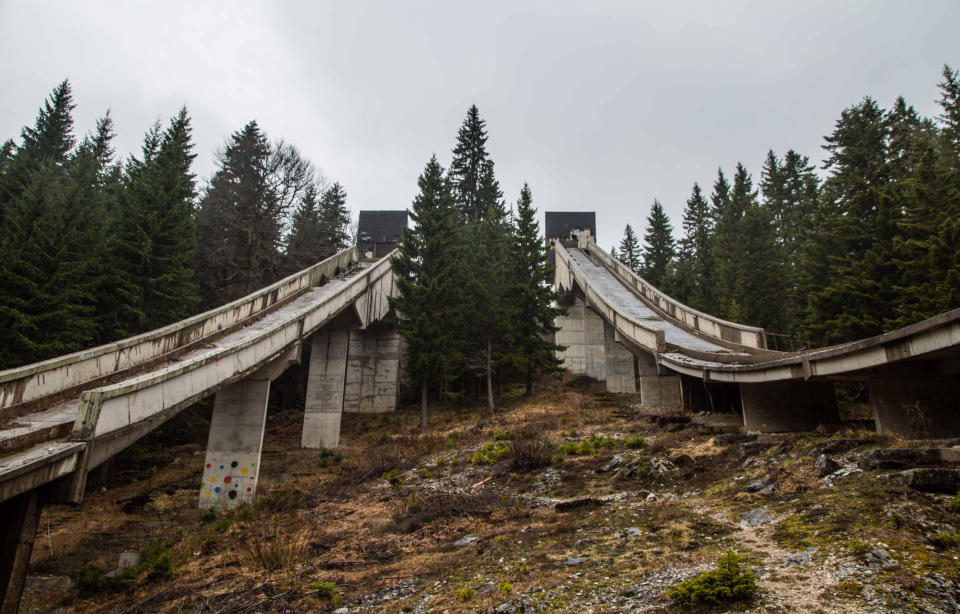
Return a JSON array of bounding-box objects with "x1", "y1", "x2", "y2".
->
[
  {"x1": 344, "y1": 327, "x2": 400, "y2": 413},
  {"x1": 603, "y1": 321, "x2": 636, "y2": 393},
  {"x1": 636, "y1": 351, "x2": 681, "y2": 409},
  {"x1": 302, "y1": 329, "x2": 349, "y2": 449},
  {"x1": 199, "y1": 379, "x2": 270, "y2": 509},
  {"x1": 740, "y1": 381, "x2": 839, "y2": 432},
  {"x1": 0, "y1": 490, "x2": 41, "y2": 614},
  {"x1": 555, "y1": 297, "x2": 605, "y2": 380},
  {"x1": 871, "y1": 375, "x2": 960, "y2": 438}
]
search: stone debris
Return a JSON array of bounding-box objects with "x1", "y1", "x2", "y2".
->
[
  {"x1": 783, "y1": 547, "x2": 817, "y2": 567},
  {"x1": 560, "y1": 556, "x2": 589, "y2": 565},
  {"x1": 740, "y1": 507, "x2": 772, "y2": 527},
  {"x1": 453, "y1": 534, "x2": 478, "y2": 546},
  {"x1": 745, "y1": 476, "x2": 777, "y2": 493},
  {"x1": 815, "y1": 438, "x2": 872, "y2": 455},
  {"x1": 648, "y1": 456, "x2": 677, "y2": 476},
  {"x1": 739, "y1": 441, "x2": 776, "y2": 457},
  {"x1": 530, "y1": 468, "x2": 562, "y2": 493},
  {"x1": 815, "y1": 454, "x2": 841, "y2": 477},
  {"x1": 858, "y1": 447, "x2": 960, "y2": 471},
  {"x1": 715, "y1": 433, "x2": 758, "y2": 446},
  {"x1": 613, "y1": 527, "x2": 642, "y2": 538},
  {"x1": 555, "y1": 497, "x2": 605, "y2": 513},
  {"x1": 864, "y1": 547, "x2": 898, "y2": 571}
]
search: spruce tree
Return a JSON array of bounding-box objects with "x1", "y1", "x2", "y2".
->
[
  {"x1": 641, "y1": 199, "x2": 676, "y2": 290},
  {"x1": 285, "y1": 181, "x2": 350, "y2": 274},
  {"x1": 390, "y1": 156, "x2": 464, "y2": 426},
  {"x1": 114, "y1": 108, "x2": 199, "y2": 334},
  {"x1": 449, "y1": 105, "x2": 503, "y2": 221},
  {"x1": 318, "y1": 182, "x2": 350, "y2": 253},
  {"x1": 712, "y1": 163, "x2": 756, "y2": 320},
  {"x1": 618, "y1": 224, "x2": 641, "y2": 273},
  {"x1": 502, "y1": 184, "x2": 565, "y2": 394},
  {"x1": 675, "y1": 183, "x2": 713, "y2": 307}
]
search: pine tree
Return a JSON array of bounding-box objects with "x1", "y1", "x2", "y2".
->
[
  {"x1": 502, "y1": 184, "x2": 565, "y2": 394},
  {"x1": 0, "y1": 82, "x2": 111, "y2": 367},
  {"x1": 113, "y1": 108, "x2": 199, "y2": 334},
  {"x1": 196, "y1": 121, "x2": 315, "y2": 306},
  {"x1": 390, "y1": 156, "x2": 465, "y2": 426},
  {"x1": 674, "y1": 183, "x2": 713, "y2": 307},
  {"x1": 618, "y1": 224, "x2": 641, "y2": 273},
  {"x1": 641, "y1": 199, "x2": 676, "y2": 289},
  {"x1": 318, "y1": 182, "x2": 350, "y2": 252},
  {"x1": 285, "y1": 181, "x2": 350, "y2": 274},
  {"x1": 712, "y1": 163, "x2": 756, "y2": 320},
  {"x1": 449, "y1": 105, "x2": 503, "y2": 221}
]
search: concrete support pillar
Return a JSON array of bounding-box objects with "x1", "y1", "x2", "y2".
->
[
  {"x1": 603, "y1": 321, "x2": 636, "y2": 393},
  {"x1": 870, "y1": 375, "x2": 960, "y2": 438},
  {"x1": 344, "y1": 326, "x2": 400, "y2": 414},
  {"x1": 199, "y1": 379, "x2": 270, "y2": 509},
  {"x1": 636, "y1": 352, "x2": 681, "y2": 409},
  {"x1": 301, "y1": 329, "x2": 349, "y2": 449},
  {"x1": 0, "y1": 490, "x2": 41, "y2": 614},
  {"x1": 555, "y1": 298, "x2": 605, "y2": 379},
  {"x1": 740, "y1": 381, "x2": 839, "y2": 432}
]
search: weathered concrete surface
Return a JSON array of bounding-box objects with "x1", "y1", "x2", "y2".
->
[
  {"x1": 0, "y1": 247, "x2": 359, "y2": 422},
  {"x1": 302, "y1": 330, "x2": 349, "y2": 449},
  {"x1": 901, "y1": 468, "x2": 960, "y2": 493},
  {"x1": 858, "y1": 448, "x2": 960, "y2": 471},
  {"x1": 555, "y1": 299, "x2": 606, "y2": 380},
  {"x1": 871, "y1": 374, "x2": 960, "y2": 438},
  {"x1": 635, "y1": 352, "x2": 679, "y2": 409},
  {"x1": 344, "y1": 326, "x2": 400, "y2": 413},
  {"x1": 603, "y1": 321, "x2": 636, "y2": 393},
  {"x1": 199, "y1": 379, "x2": 269, "y2": 510},
  {"x1": 740, "y1": 381, "x2": 839, "y2": 432},
  {"x1": 0, "y1": 490, "x2": 41, "y2": 614}
]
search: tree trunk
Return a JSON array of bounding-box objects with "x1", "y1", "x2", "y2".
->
[
  {"x1": 486, "y1": 338, "x2": 495, "y2": 413},
  {"x1": 420, "y1": 376, "x2": 428, "y2": 429}
]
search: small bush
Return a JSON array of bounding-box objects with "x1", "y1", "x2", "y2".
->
[
  {"x1": 255, "y1": 488, "x2": 302, "y2": 514},
  {"x1": 393, "y1": 489, "x2": 491, "y2": 532},
  {"x1": 471, "y1": 441, "x2": 511, "y2": 465},
  {"x1": 510, "y1": 434, "x2": 553, "y2": 470},
  {"x1": 456, "y1": 586, "x2": 476, "y2": 601},
  {"x1": 512, "y1": 561, "x2": 529, "y2": 576},
  {"x1": 848, "y1": 539, "x2": 873, "y2": 557},
  {"x1": 382, "y1": 469, "x2": 403, "y2": 489},
  {"x1": 949, "y1": 491, "x2": 960, "y2": 513},
  {"x1": 560, "y1": 440, "x2": 596, "y2": 456},
  {"x1": 665, "y1": 551, "x2": 758, "y2": 608},
  {"x1": 310, "y1": 580, "x2": 340, "y2": 603},
  {"x1": 237, "y1": 516, "x2": 315, "y2": 571},
  {"x1": 493, "y1": 429, "x2": 512, "y2": 441},
  {"x1": 930, "y1": 530, "x2": 960, "y2": 550},
  {"x1": 498, "y1": 580, "x2": 514, "y2": 594},
  {"x1": 625, "y1": 435, "x2": 646, "y2": 449}
]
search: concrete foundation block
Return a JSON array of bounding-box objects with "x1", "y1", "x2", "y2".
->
[
  {"x1": 301, "y1": 412, "x2": 342, "y2": 449},
  {"x1": 199, "y1": 378, "x2": 269, "y2": 510},
  {"x1": 870, "y1": 375, "x2": 960, "y2": 438},
  {"x1": 740, "y1": 381, "x2": 839, "y2": 432},
  {"x1": 639, "y1": 375, "x2": 681, "y2": 409}
]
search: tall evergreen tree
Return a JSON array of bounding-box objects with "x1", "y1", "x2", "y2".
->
[
  {"x1": 502, "y1": 184, "x2": 565, "y2": 394},
  {"x1": 618, "y1": 224, "x2": 641, "y2": 273},
  {"x1": 449, "y1": 105, "x2": 503, "y2": 220},
  {"x1": 712, "y1": 163, "x2": 755, "y2": 320},
  {"x1": 285, "y1": 181, "x2": 350, "y2": 274},
  {"x1": 674, "y1": 183, "x2": 713, "y2": 307},
  {"x1": 390, "y1": 156, "x2": 464, "y2": 426},
  {"x1": 196, "y1": 121, "x2": 315, "y2": 306},
  {"x1": 113, "y1": 108, "x2": 199, "y2": 334},
  {"x1": 641, "y1": 199, "x2": 676, "y2": 289},
  {"x1": 318, "y1": 182, "x2": 350, "y2": 252}
]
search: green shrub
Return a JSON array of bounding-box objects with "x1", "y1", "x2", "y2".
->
[
  {"x1": 456, "y1": 586, "x2": 476, "y2": 601},
  {"x1": 949, "y1": 491, "x2": 960, "y2": 513},
  {"x1": 493, "y1": 429, "x2": 512, "y2": 441},
  {"x1": 625, "y1": 435, "x2": 646, "y2": 449},
  {"x1": 930, "y1": 530, "x2": 960, "y2": 550},
  {"x1": 665, "y1": 551, "x2": 758, "y2": 608},
  {"x1": 848, "y1": 539, "x2": 873, "y2": 557},
  {"x1": 382, "y1": 469, "x2": 403, "y2": 489},
  {"x1": 498, "y1": 580, "x2": 514, "y2": 594},
  {"x1": 589, "y1": 434, "x2": 617, "y2": 450},
  {"x1": 311, "y1": 580, "x2": 341, "y2": 603},
  {"x1": 470, "y1": 441, "x2": 511, "y2": 465},
  {"x1": 560, "y1": 440, "x2": 597, "y2": 456}
]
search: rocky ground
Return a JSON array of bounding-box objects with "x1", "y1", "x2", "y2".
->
[{"x1": 19, "y1": 377, "x2": 960, "y2": 613}]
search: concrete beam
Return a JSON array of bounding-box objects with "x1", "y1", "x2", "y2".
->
[
  {"x1": 740, "y1": 381, "x2": 839, "y2": 432},
  {"x1": 603, "y1": 322, "x2": 635, "y2": 393},
  {"x1": 302, "y1": 329, "x2": 349, "y2": 448},
  {"x1": 871, "y1": 374, "x2": 960, "y2": 438},
  {"x1": 344, "y1": 326, "x2": 400, "y2": 413},
  {"x1": 0, "y1": 489, "x2": 41, "y2": 614},
  {"x1": 199, "y1": 379, "x2": 270, "y2": 510}
]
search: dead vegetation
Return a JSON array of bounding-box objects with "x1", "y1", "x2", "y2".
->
[{"x1": 19, "y1": 376, "x2": 960, "y2": 613}]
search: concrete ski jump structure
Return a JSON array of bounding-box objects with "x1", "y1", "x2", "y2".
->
[{"x1": 550, "y1": 222, "x2": 960, "y2": 439}]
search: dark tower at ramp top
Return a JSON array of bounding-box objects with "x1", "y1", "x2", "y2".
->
[
  {"x1": 544, "y1": 211, "x2": 597, "y2": 243},
  {"x1": 357, "y1": 210, "x2": 408, "y2": 258}
]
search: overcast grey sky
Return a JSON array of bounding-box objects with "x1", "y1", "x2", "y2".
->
[{"x1": 2, "y1": 1, "x2": 958, "y2": 245}]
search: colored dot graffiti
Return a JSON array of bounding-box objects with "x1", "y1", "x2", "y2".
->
[{"x1": 201, "y1": 460, "x2": 258, "y2": 500}]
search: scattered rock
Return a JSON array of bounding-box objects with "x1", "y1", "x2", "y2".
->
[
  {"x1": 865, "y1": 547, "x2": 898, "y2": 571},
  {"x1": 561, "y1": 556, "x2": 588, "y2": 565},
  {"x1": 531, "y1": 468, "x2": 563, "y2": 493},
  {"x1": 333, "y1": 608, "x2": 349, "y2": 614},
  {"x1": 902, "y1": 468, "x2": 960, "y2": 493},
  {"x1": 815, "y1": 454, "x2": 841, "y2": 477},
  {"x1": 649, "y1": 457, "x2": 677, "y2": 476},
  {"x1": 665, "y1": 423, "x2": 687, "y2": 432},
  {"x1": 740, "y1": 507, "x2": 772, "y2": 527},
  {"x1": 715, "y1": 433, "x2": 758, "y2": 446},
  {"x1": 783, "y1": 547, "x2": 817, "y2": 567},
  {"x1": 613, "y1": 527, "x2": 642, "y2": 538},
  {"x1": 745, "y1": 476, "x2": 777, "y2": 494},
  {"x1": 555, "y1": 497, "x2": 605, "y2": 512},
  {"x1": 739, "y1": 441, "x2": 776, "y2": 457},
  {"x1": 815, "y1": 438, "x2": 872, "y2": 455},
  {"x1": 454, "y1": 535, "x2": 478, "y2": 546}
]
